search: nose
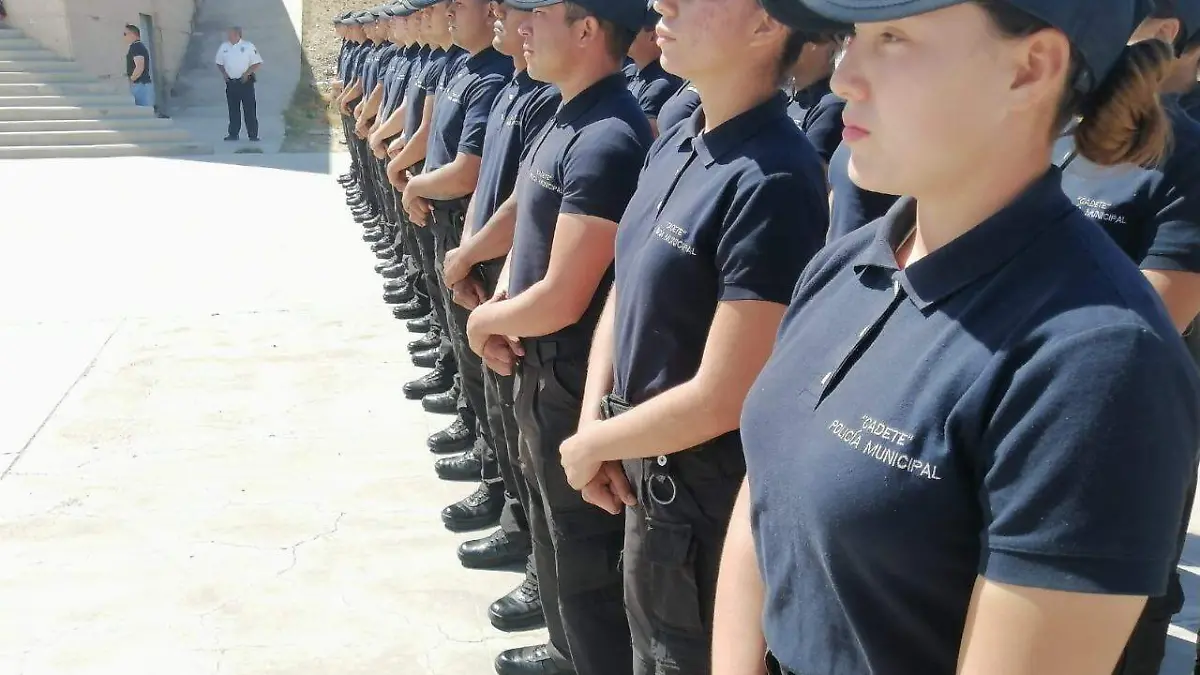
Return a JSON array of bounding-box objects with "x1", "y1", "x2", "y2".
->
[
  {"x1": 652, "y1": 0, "x2": 675, "y2": 18},
  {"x1": 830, "y1": 37, "x2": 866, "y2": 104},
  {"x1": 517, "y1": 15, "x2": 532, "y2": 38}
]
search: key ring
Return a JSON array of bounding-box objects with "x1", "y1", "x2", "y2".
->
[{"x1": 648, "y1": 473, "x2": 677, "y2": 506}]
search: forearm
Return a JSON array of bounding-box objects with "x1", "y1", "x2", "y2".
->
[
  {"x1": 580, "y1": 289, "x2": 616, "y2": 427},
  {"x1": 218, "y1": 66, "x2": 229, "y2": 79},
  {"x1": 374, "y1": 108, "x2": 405, "y2": 138},
  {"x1": 390, "y1": 126, "x2": 429, "y2": 170},
  {"x1": 360, "y1": 86, "x2": 384, "y2": 120},
  {"x1": 406, "y1": 157, "x2": 480, "y2": 201},
  {"x1": 459, "y1": 197, "x2": 517, "y2": 262},
  {"x1": 472, "y1": 278, "x2": 591, "y2": 339},
  {"x1": 130, "y1": 67, "x2": 144, "y2": 81},
  {"x1": 712, "y1": 480, "x2": 767, "y2": 675}
]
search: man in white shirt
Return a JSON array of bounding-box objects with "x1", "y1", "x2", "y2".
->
[{"x1": 215, "y1": 26, "x2": 263, "y2": 141}]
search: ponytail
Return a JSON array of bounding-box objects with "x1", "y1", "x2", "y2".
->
[{"x1": 1074, "y1": 39, "x2": 1174, "y2": 167}]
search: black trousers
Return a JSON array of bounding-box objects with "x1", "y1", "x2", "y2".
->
[
  {"x1": 432, "y1": 206, "x2": 487, "y2": 443},
  {"x1": 621, "y1": 439, "x2": 745, "y2": 675},
  {"x1": 514, "y1": 340, "x2": 631, "y2": 675},
  {"x1": 225, "y1": 78, "x2": 258, "y2": 139},
  {"x1": 480, "y1": 260, "x2": 532, "y2": 545}
]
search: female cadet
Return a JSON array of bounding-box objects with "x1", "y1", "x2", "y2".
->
[
  {"x1": 654, "y1": 80, "x2": 701, "y2": 132},
  {"x1": 785, "y1": 33, "x2": 845, "y2": 163},
  {"x1": 555, "y1": 0, "x2": 829, "y2": 673},
  {"x1": 714, "y1": 2, "x2": 1200, "y2": 675}
]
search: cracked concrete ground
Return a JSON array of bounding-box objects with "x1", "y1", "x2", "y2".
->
[
  {"x1": 0, "y1": 153, "x2": 543, "y2": 674},
  {"x1": 1, "y1": 152, "x2": 1199, "y2": 674}
]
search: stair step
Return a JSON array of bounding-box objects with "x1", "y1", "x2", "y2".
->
[
  {"x1": 0, "y1": 118, "x2": 175, "y2": 132},
  {"x1": 0, "y1": 142, "x2": 213, "y2": 159},
  {"x1": 0, "y1": 60, "x2": 80, "y2": 73},
  {"x1": 0, "y1": 72, "x2": 94, "y2": 83},
  {"x1": 0, "y1": 82, "x2": 117, "y2": 96},
  {"x1": 0, "y1": 128, "x2": 190, "y2": 146},
  {"x1": 0, "y1": 94, "x2": 133, "y2": 107},
  {"x1": 0, "y1": 49, "x2": 65, "y2": 61},
  {"x1": 0, "y1": 38, "x2": 43, "y2": 51},
  {"x1": 0, "y1": 29, "x2": 23, "y2": 40},
  {"x1": 0, "y1": 106, "x2": 156, "y2": 121}
]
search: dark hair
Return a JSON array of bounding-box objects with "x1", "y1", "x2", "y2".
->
[
  {"x1": 124, "y1": 24, "x2": 140, "y2": 37},
  {"x1": 977, "y1": 0, "x2": 1173, "y2": 167},
  {"x1": 564, "y1": 2, "x2": 637, "y2": 62}
]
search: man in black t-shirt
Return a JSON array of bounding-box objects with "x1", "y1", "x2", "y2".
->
[{"x1": 122, "y1": 24, "x2": 154, "y2": 108}]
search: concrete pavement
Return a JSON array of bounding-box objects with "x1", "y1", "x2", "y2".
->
[
  {"x1": 0, "y1": 152, "x2": 1196, "y2": 673},
  {"x1": 0, "y1": 153, "x2": 542, "y2": 674}
]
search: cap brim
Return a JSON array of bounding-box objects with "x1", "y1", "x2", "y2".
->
[
  {"x1": 784, "y1": 0, "x2": 964, "y2": 23},
  {"x1": 504, "y1": 0, "x2": 564, "y2": 9}
]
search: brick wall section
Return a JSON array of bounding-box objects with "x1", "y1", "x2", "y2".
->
[{"x1": 5, "y1": 0, "x2": 197, "y2": 92}]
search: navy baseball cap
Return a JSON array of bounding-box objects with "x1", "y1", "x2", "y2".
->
[
  {"x1": 764, "y1": 0, "x2": 1153, "y2": 93},
  {"x1": 643, "y1": 3, "x2": 661, "y2": 30},
  {"x1": 408, "y1": 0, "x2": 449, "y2": 7},
  {"x1": 505, "y1": 0, "x2": 647, "y2": 32}
]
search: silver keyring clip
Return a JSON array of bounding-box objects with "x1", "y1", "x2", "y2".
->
[{"x1": 648, "y1": 474, "x2": 677, "y2": 506}]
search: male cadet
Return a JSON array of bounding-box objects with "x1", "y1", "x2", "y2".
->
[
  {"x1": 368, "y1": 4, "x2": 428, "y2": 297},
  {"x1": 340, "y1": 11, "x2": 389, "y2": 231},
  {"x1": 624, "y1": 5, "x2": 680, "y2": 136},
  {"x1": 336, "y1": 12, "x2": 362, "y2": 188},
  {"x1": 464, "y1": 1, "x2": 652, "y2": 673},
  {"x1": 436, "y1": 0, "x2": 561, "y2": 637},
  {"x1": 397, "y1": 0, "x2": 514, "y2": 534},
  {"x1": 354, "y1": 7, "x2": 407, "y2": 253},
  {"x1": 386, "y1": 0, "x2": 468, "y2": 405}
]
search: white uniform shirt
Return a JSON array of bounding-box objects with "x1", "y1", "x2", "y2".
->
[{"x1": 216, "y1": 40, "x2": 263, "y2": 79}]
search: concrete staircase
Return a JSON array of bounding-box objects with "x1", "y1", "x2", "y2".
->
[{"x1": 0, "y1": 25, "x2": 211, "y2": 159}]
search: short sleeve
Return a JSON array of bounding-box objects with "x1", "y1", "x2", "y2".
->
[
  {"x1": 250, "y1": 44, "x2": 264, "y2": 66},
  {"x1": 638, "y1": 79, "x2": 678, "y2": 118},
  {"x1": 716, "y1": 173, "x2": 828, "y2": 304},
  {"x1": 1141, "y1": 173, "x2": 1200, "y2": 273},
  {"x1": 215, "y1": 46, "x2": 225, "y2": 65},
  {"x1": 978, "y1": 326, "x2": 1200, "y2": 596},
  {"x1": 802, "y1": 96, "x2": 846, "y2": 165},
  {"x1": 458, "y1": 74, "x2": 507, "y2": 157},
  {"x1": 559, "y1": 124, "x2": 648, "y2": 222}
]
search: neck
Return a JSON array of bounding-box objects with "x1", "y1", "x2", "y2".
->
[
  {"x1": 462, "y1": 37, "x2": 492, "y2": 55},
  {"x1": 512, "y1": 53, "x2": 528, "y2": 72},
  {"x1": 692, "y1": 67, "x2": 780, "y2": 132},
  {"x1": 791, "y1": 68, "x2": 830, "y2": 92},
  {"x1": 904, "y1": 146, "x2": 1049, "y2": 265},
  {"x1": 436, "y1": 35, "x2": 453, "y2": 49},
  {"x1": 556, "y1": 57, "x2": 618, "y2": 103}
]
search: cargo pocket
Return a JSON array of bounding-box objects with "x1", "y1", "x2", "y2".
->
[{"x1": 645, "y1": 518, "x2": 705, "y2": 635}]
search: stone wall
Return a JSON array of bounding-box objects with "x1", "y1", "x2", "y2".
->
[{"x1": 5, "y1": 0, "x2": 198, "y2": 93}]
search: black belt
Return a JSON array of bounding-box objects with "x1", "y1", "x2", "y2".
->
[
  {"x1": 520, "y1": 337, "x2": 588, "y2": 367},
  {"x1": 599, "y1": 393, "x2": 631, "y2": 420}
]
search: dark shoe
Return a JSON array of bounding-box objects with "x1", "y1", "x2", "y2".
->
[
  {"x1": 429, "y1": 415, "x2": 470, "y2": 451},
  {"x1": 380, "y1": 263, "x2": 407, "y2": 279},
  {"x1": 383, "y1": 285, "x2": 415, "y2": 305},
  {"x1": 408, "y1": 329, "x2": 440, "y2": 354},
  {"x1": 495, "y1": 645, "x2": 572, "y2": 675},
  {"x1": 489, "y1": 575, "x2": 545, "y2": 632},
  {"x1": 393, "y1": 297, "x2": 428, "y2": 320},
  {"x1": 411, "y1": 347, "x2": 439, "y2": 368},
  {"x1": 406, "y1": 314, "x2": 433, "y2": 333},
  {"x1": 375, "y1": 245, "x2": 399, "y2": 260},
  {"x1": 374, "y1": 258, "x2": 397, "y2": 274},
  {"x1": 434, "y1": 450, "x2": 482, "y2": 481},
  {"x1": 249, "y1": 136, "x2": 260, "y2": 142},
  {"x1": 370, "y1": 238, "x2": 394, "y2": 254},
  {"x1": 363, "y1": 229, "x2": 386, "y2": 243},
  {"x1": 403, "y1": 366, "x2": 454, "y2": 399},
  {"x1": 384, "y1": 275, "x2": 412, "y2": 290},
  {"x1": 422, "y1": 386, "x2": 459, "y2": 414},
  {"x1": 459, "y1": 528, "x2": 531, "y2": 570},
  {"x1": 441, "y1": 482, "x2": 503, "y2": 532},
  {"x1": 224, "y1": 134, "x2": 238, "y2": 141}
]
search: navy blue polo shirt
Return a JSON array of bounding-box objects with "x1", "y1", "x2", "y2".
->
[
  {"x1": 622, "y1": 56, "x2": 638, "y2": 82},
  {"x1": 508, "y1": 73, "x2": 652, "y2": 342},
  {"x1": 337, "y1": 39, "x2": 351, "y2": 80},
  {"x1": 742, "y1": 169, "x2": 1200, "y2": 675},
  {"x1": 613, "y1": 95, "x2": 827, "y2": 415},
  {"x1": 380, "y1": 45, "x2": 422, "y2": 119},
  {"x1": 465, "y1": 70, "x2": 560, "y2": 237},
  {"x1": 1056, "y1": 104, "x2": 1200, "y2": 272},
  {"x1": 826, "y1": 141, "x2": 901, "y2": 242},
  {"x1": 361, "y1": 42, "x2": 397, "y2": 97},
  {"x1": 424, "y1": 47, "x2": 513, "y2": 174},
  {"x1": 655, "y1": 82, "x2": 700, "y2": 134},
  {"x1": 1180, "y1": 87, "x2": 1200, "y2": 121},
  {"x1": 344, "y1": 42, "x2": 375, "y2": 103},
  {"x1": 403, "y1": 46, "x2": 446, "y2": 140},
  {"x1": 627, "y1": 58, "x2": 683, "y2": 119}
]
